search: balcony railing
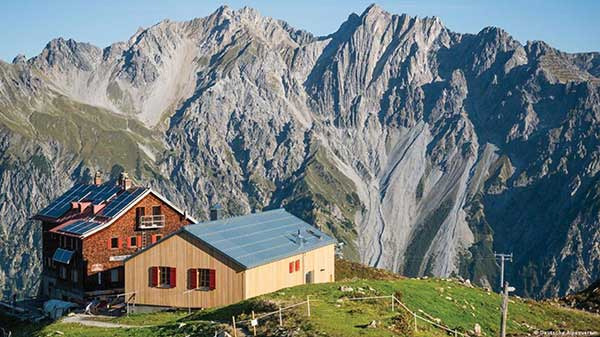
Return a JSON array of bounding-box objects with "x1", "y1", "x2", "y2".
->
[{"x1": 138, "y1": 215, "x2": 165, "y2": 229}]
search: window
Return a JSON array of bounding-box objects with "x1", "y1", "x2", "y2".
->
[
  {"x1": 59, "y1": 266, "x2": 67, "y2": 279},
  {"x1": 188, "y1": 268, "x2": 216, "y2": 290},
  {"x1": 109, "y1": 237, "x2": 120, "y2": 249},
  {"x1": 98, "y1": 272, "x2": 102, "y2": 285},
  {"x1": 289, "y1": 260, "x2": 301, "y2": 273},
  {"x1": 111, "y1": 269, "x2": 119, "y2": 283},
  {"x1": 136, "y1": 207, "x2": 145, "y2": 225},
  {"x1": 199, "y1": 269, "x2": 210, "y2": 288},
  {"x1": 160, "y1": 267, "x2": 170, "y2": 286},
  {"x1": 72, "y1": 269, "x2": 78, "y2": 283},
  {"x1": 151, "y1": 234, "x2": 163, "y2": 244},
  {"x1": 149, "y1": 266, "x2": 176, "y2": 288},
  {"x1": 128, "y1": 236, "x2": 140, "y2": 248},
  {"x1": 152, "y1": 206, "x2": 161, "y2": 215}
]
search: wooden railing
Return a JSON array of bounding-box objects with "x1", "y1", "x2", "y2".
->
[{"x1": 138, "y1": 215, "x2": 165, "y2": 229}]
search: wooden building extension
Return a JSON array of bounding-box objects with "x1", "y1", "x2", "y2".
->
[{"x1": 124, "y1": 209, "x2": 336, "y2": 308}]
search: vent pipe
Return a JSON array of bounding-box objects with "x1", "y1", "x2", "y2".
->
[
  {"x1": 297, "y1": 229, "x2": 304, "y2": 247},
  {"x1": 210, "y1": 204, "x2": 223, "y2": 221}
]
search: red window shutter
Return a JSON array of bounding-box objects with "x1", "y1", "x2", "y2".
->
[
  {"x1": 118, "y1": 237, "x2": 122, "y2": 249},
  {"x1": 209, "y1": 269, "x2": 216, "y2": 290},
  {"x1": 107, "y1": 238, "x2": 112, "y2": 249},
  {"x1": 188, "y1": 269, "x2": 197, "y2": 289},
  {"x1": 137, "y1": 236, "x2": 142, "y2": 247},
  {"x1": 295, "y1": 260, "x2": 300, "y2": 272},
  {"x1": 127, "y1": 237, "x2": 133, "y2": 248},
  {"x1": 170, "y1": 267, "x2": 177, "y2": 288},
  {"x1": 289, "y1": 262, "x2": 293, "y2": 273},
  {"x1": 151, "y1": 234, "x2": 157, "y2": 244},
  {"x1": 150, "y1": 267, "x2": 158, "y2": 287}
]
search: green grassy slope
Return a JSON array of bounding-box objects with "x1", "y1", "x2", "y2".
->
[{"x1": 4, "y1": 260, "x2": 599, "y2": 337}]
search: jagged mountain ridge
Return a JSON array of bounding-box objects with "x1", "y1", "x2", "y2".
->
[{"x1": 1, "y1": 4, "x2": 599, "y2": 299}]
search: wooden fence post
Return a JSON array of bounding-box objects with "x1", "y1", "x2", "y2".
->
[
  {"x1": 391, "y1": 295, "x2": 395, "y2": 311},
  {"x1": 414, "y1": 313, "x2": 418, "y2": 332},
  {"x1": 252, "y1": 310, "x2": 257, "y2": 336},
  {"x1": 279, "y1": 305, "x2": 283, "y2": 326},
  {"x1": 307, "y1": 296, "x2": 311, "y2": 317},
  {"x1": 232, "y1": 316, "x2": 237, "y2": 337}
]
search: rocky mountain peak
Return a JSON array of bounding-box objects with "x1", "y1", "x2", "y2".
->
[
  {"x1": 11, "y1": 54, "x2": 26, "y2": 65},
  {"x1": 0, "y1": 4, "x2": 599, "y2": 301}
]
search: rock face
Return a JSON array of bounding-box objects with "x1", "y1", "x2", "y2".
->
[{"x1": 1, "y1": 5, "x2": 599, "y2": 299}]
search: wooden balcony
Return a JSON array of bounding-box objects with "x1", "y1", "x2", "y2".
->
[{"x1": 137, "y1": 215, "x2": 165, "y2": 229}]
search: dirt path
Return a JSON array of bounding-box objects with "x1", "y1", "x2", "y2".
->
[{"x1": 61, "y1": 314, "x2": 150, "y2": 328}]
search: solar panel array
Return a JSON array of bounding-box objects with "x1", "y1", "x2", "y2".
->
[
  {"x1": 37, "y1": 181, "x2": 148, "y2": 220},
  {"x1": 59, "y1": 220, "x2": 104, "y2": 236},
  {"x1": 87, "y1": 184, "x2": 121, "y2": 204},
  {"x1": 52, "y1": 248, "x2": 74, "y2": 264},
  {"x1": 184, "y1": 209, "x2": 336, "y2": 269},
  {"x1": 37, "y1": 184, "x2": 96, "y2": 218},
  {"x1": 100, "y1": 187, "x2": 147, "y2": 218}
]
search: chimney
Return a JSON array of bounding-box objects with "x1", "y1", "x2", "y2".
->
[
  {"x1": 93, "y1": 171, "x2": 102, "y2": 186},
  {"x1": 209, "y1": 204, "x2": 223, "y2": 221},
  {"x1": 119, "y1": 172, "x2": 132, "y2": 190}
]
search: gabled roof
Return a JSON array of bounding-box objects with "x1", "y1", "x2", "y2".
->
[
  {"x1": 177, "y1": 209, "x2": 336, "y2": 269},
  {"x1": 33, "y1": 182, "x2": 197, "y2": 238}
]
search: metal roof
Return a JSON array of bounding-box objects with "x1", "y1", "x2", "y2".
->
[{"x1": 182, "y1": 209, "x2": 336, "y2": 269}]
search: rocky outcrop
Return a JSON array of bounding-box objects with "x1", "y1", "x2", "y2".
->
[{"x1": 1, "y1": 4, "x2": 599, "y2": 299}]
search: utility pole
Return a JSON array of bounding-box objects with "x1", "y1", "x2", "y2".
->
[
  {"x1": 500, "y1": 282, "x2": 515, "y2": 337},
  {"x1": 494, "y1": 252, "x2": 512, "y2": 291}
]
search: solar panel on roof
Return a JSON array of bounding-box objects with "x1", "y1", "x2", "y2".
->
[
  {"x1": 100, "y1": 187, "x2": 146, "y2": 218},
  {"x1": 38, "y1": 184, "x2": 95, "y2": 218},
  {"x1": 52, "y1": 248, "x2": 74, "y2": 264},
  {"x1": 86, "y1": 184, "x2": 121, "y2": 203},
  {"x1": 60, "y1": 220, "x2": 104, "y2": 236},
  {"x1": 183, "y1": 209, "x2": 335, "y2": 269}
]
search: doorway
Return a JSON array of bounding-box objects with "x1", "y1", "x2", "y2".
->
[{"x1": 305, "y1": 271, "x2": 313, "y2": 284}]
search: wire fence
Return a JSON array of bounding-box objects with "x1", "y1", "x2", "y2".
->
[
  {"x1": 226, "y1": 293, "x2": 467, "y2": 337},
  {"x1": 348, "y1": 294, "x2": 468, "y2": 336},
  {"x1": 231, "y1": 296, "x2": 311, "y2": 337}
]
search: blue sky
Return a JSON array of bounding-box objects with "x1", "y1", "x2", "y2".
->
[{"x1": 1, "y1": 0, "x2": 598, "y2": 62}]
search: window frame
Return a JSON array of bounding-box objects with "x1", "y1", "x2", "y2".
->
[
  {"x1": 135, "y1": 207, "x2": 146, "y2": 225},
  {"x1": 152, "y1": 205, "x2": 162, "y2": 216},
  {"x1": 198, "y1": 269, "x2": 210, "y2": 289},
  {"x1": 159, "y1": 266, "x2": 171, "y2": 288},
  {"x1": 129, "y1": 236, "x2": 138, "y2": 248}
]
